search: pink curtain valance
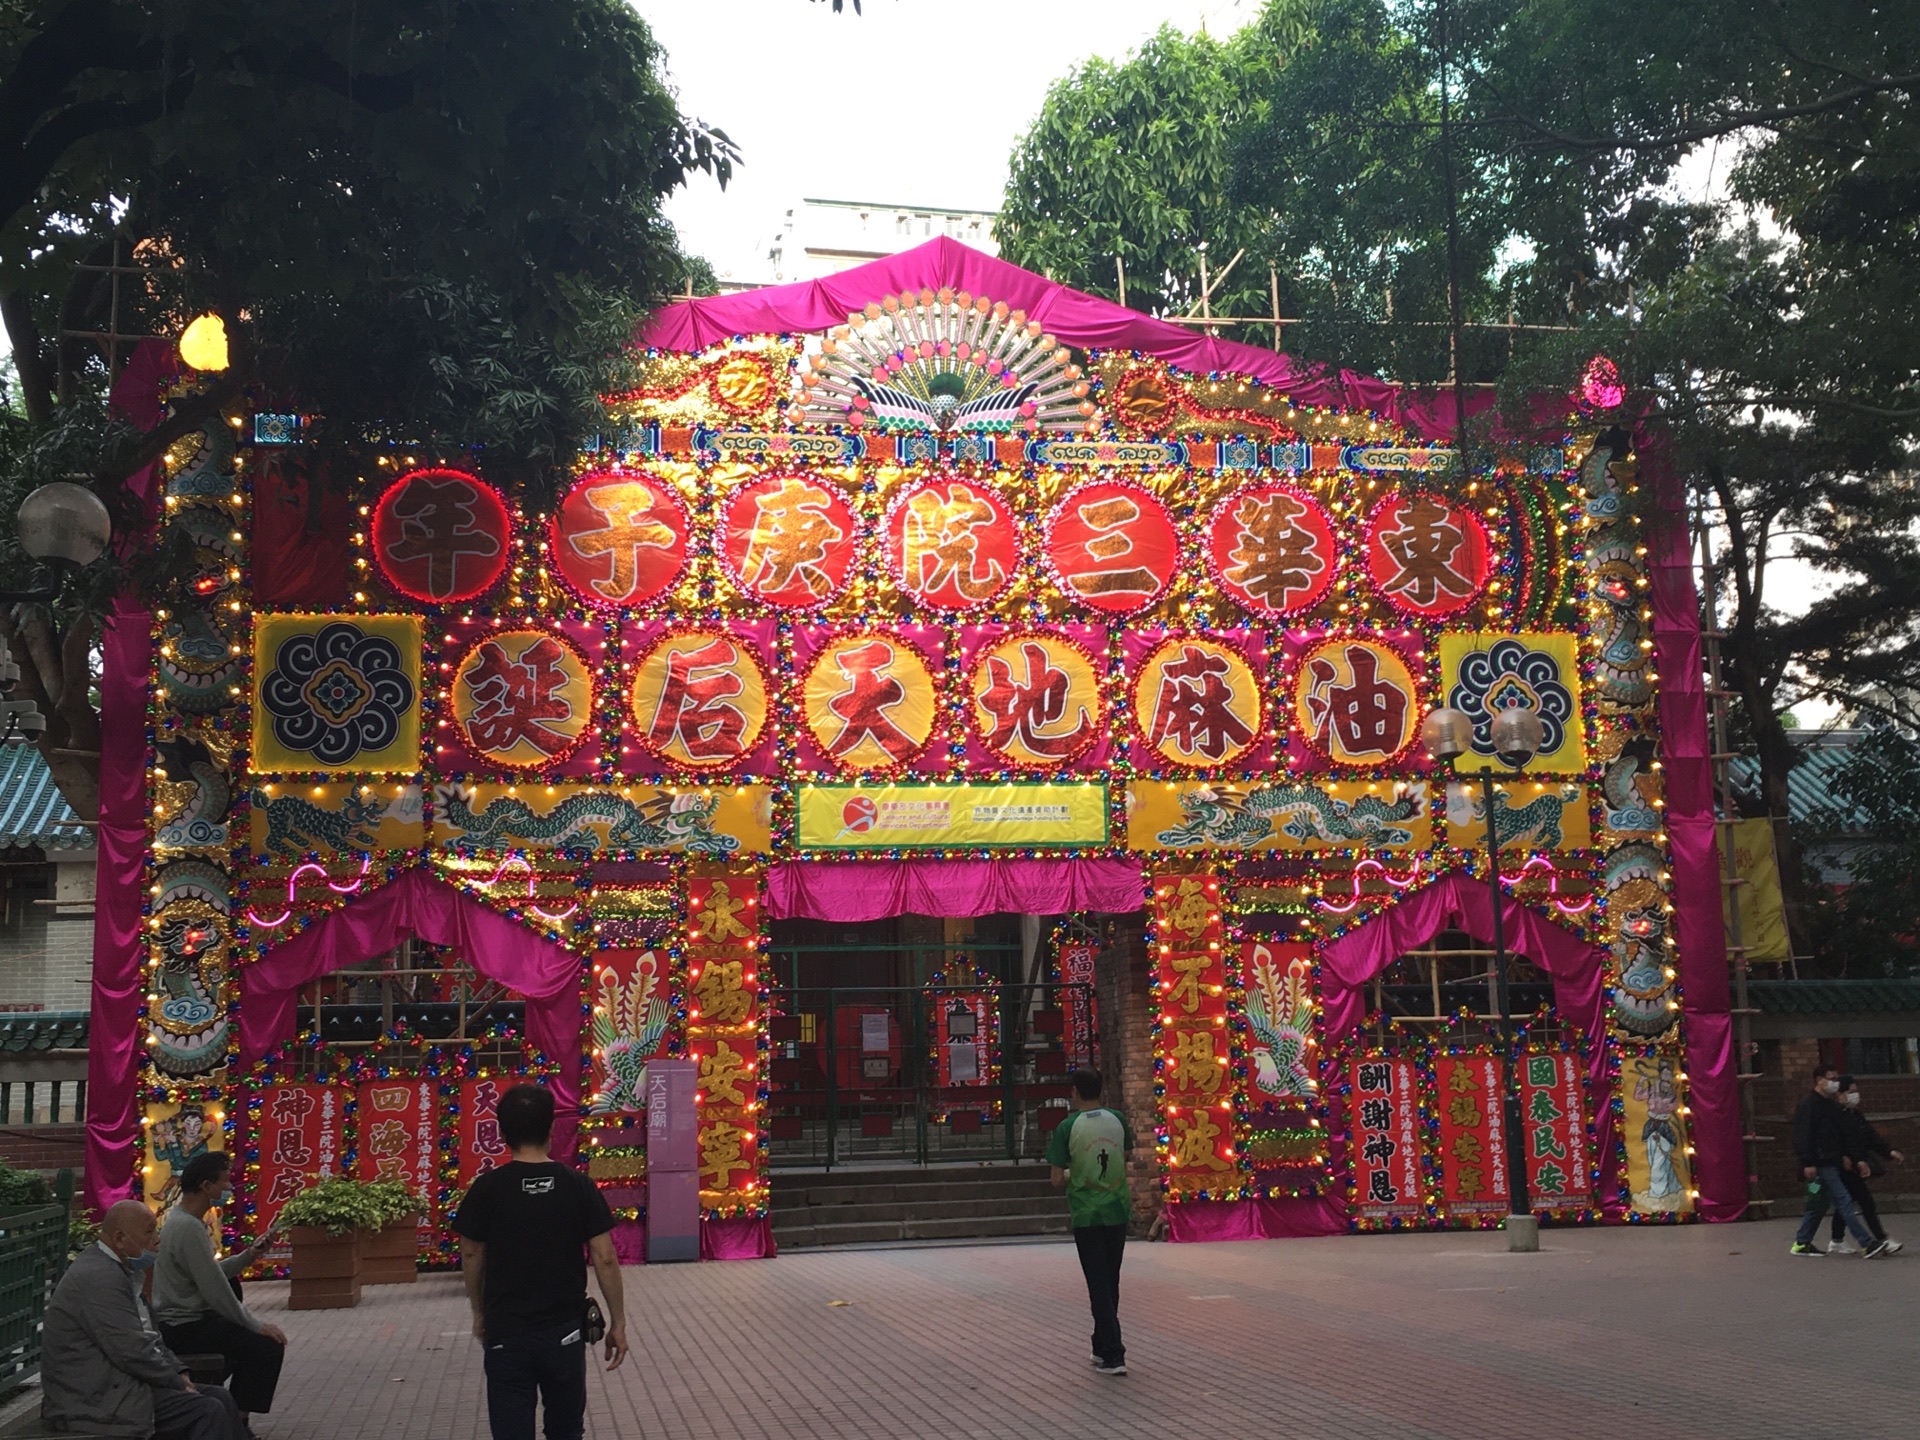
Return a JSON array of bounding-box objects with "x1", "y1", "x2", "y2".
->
[
  {"x1": 239, "y1": 867, "x2": 586, "y2": 1090},
  {"x1": 764, "y1": 858, "x2": 1145, "y2": 922}
]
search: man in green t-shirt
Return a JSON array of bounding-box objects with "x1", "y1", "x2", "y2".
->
[{"x1": 1047, "y1": 1069, "x2": 1135, "y2": 1375}]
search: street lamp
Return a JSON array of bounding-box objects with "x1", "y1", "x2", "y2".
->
[{"x1": 1421, "y1": 703, "x2": 1544, "y2": 1251}]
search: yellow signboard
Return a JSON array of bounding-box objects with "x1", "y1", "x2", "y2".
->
[
  {"x1": 797, "y1": 782, "x2": 1109, "y2": 850},
  {"x1": 251, "y1": 613, "x2": 423, "y2": 774},
  {"x1": 434, "y1": 781, "x2": 771, "y2": 856},
  {"x1": 1437, "y1": 633, "x2": 1586, "y2": 773},
  {"x1": 1127, "y1": 780, "x2": 1429, "y2": 852},
  {"x1": 1722, "y1": 817, "x2": 1790, "y2": 963},
  {"x1": 1620, "y1": 1051, "x2": 1695, "y2": 1214}
]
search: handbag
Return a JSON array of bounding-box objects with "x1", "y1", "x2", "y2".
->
[{"x1": 585, "y1": 1298, "x2": 606, "y2": 1344}]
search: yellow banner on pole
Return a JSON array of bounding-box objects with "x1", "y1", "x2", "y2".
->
[
  {"x1": 796, "y1": 781, "x2": 1109, "y2": 850},
  {"x1": 1722, "y1": 817, "x2": 1790, "y2": 963}
]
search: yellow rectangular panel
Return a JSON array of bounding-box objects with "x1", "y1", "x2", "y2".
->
[
  {"x1": 1127, "y1": 780, "x2": 1429, "y2": 852},
  {"x1": 797, "y1": 781, "x2": 1109, "y2": 850},
  {"x1": 433, "y1": 781, "x2": 770, "y2": 856},
  {"x1": 1441, "y1": 780, "x2": 1593, "y2": 852},
  {"x1": 1437, "y1": 633, "x2": 1587, "y2": 773},
  {"x1": 250, "y1": 781, "x2": 425, "y2": 858}
]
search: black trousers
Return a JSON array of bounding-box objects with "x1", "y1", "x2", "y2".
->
[
  {"x1": 151, "y1": 1381, "x2": 246, "y2": 1440},
  {"x1": 1830, "y1": 1168, "x2": 1886, "y2": 1243},
  {"x1": 483, "y1": 1319, "x2": 589, "y2": 1440},
  {"x1": 1072, "y1": 1223, "x2": 1127, "y2": 1365},
  {"x1": 162, "y1": 1312, "x2": 285, "y2": 1414}
]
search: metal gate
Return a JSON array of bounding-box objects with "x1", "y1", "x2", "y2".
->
[{"x1": 764, "y1": 941, "x2": 1098, "y2": 1167}]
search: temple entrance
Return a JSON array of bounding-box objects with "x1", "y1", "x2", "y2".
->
[{"x1": 764, "y1": 913, "x2": 1097, "y2": 1168}]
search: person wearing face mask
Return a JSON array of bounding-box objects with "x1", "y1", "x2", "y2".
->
[
  {"x1": 1791, "y1": 1063, "x2": 1890, "y2": 1257},
  {"x1": 1826, "y1": 1075, "x2": 1905, "y2": 1255},
  {"x1": 41, "y1": 1199, "x2": 247, "y2": 1438},
  {"x1": 153, "y1": 1152, "x2": 289, "y2": 1423}
]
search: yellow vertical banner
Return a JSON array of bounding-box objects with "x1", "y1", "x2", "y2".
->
[
  {"x1": 1619, "y1": 1052, "x2": 1694, "y2": 1214},
  {"x1": 1722, "y1": 818, "x2": 1790, "y2": 963}
]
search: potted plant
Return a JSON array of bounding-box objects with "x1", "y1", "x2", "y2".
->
[
  {"x1": 359, "y1": 1180, "x2": 427, "y2": 1285},
  {"x1": 278, "y1": 1178, "x2": 383, "y2": 1310}
]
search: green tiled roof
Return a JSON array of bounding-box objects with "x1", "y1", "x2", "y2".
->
[
  {"x1": 0, "y1": 746, "x2": 88, "y2": 851},
  {"x1": 1748, "y1": 979, "x2": 1920, "y2": 1015},
  {"x1": 0, "y1": 1013, "x2": 89, "y2": 1052}
]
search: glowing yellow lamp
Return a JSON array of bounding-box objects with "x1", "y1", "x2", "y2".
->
[{"x1": 179, "y1": 313, "x2": 229, "y2": 372}]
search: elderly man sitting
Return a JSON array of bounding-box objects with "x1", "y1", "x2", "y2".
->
[{"x1": 42, "y1": 1200, "x2": 247, "y2": 1439}]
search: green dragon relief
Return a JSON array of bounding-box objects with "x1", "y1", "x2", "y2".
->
[
  {"x1": 1155, "y1": 783, "x2": 1424, "y2": 850},
  {"x1": 437, "y1": 784, "x2": 740, "y2": 856}
]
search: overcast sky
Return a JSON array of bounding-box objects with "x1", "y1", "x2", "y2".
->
[{"x1": 637, "y1": 0, "x2": 1253, "y2": 280}]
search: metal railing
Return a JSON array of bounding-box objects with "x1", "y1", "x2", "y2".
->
[{"x1": 0, "y1": 1169, "x2": 73, "y2": 1390}]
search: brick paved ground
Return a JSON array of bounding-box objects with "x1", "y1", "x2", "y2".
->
[{"x1": 8, "y1": 1218, "x2": 1915, "y2": 1439}]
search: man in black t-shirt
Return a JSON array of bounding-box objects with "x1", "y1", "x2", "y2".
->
[{"x1": 454, "y1": 1084, "x2": 627, "y2": 1440}]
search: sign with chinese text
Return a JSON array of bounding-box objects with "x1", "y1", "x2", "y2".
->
[
  {"x1": 355, "y1": 1079, "x2": 439, "y2": 1239},
  {"x1": 1154, "y1": 874, "x2": 1239, "y2": 1193},
  {"x1": 456, "y1": 1077, "x2": 510, "y2": 1190},
  {"x1": 1043, "y1": 480, "x2": 1178, "y2": 613},
  {"x1": 1519, "y1": 1053, "x2": 1593, "y2": 1209},
  {"x1": 1132, "y1": 636, "x2": 1263, "y2": 770},
  {"x1": 968, "y1": 631, "x2": 1103, "y2": 769},
  {"x1": 718, "y1": 473, "x2": 859, "y2": 607},
  {"x1": 801, "y1": 632, "x2": 939, "y2": 770},
  {"x1": 251, "y1": 1083, "x2": 342, "y2": 1229},
  {"x1": 449, "y1": 628, "x2": 595, "y2": 769},
  {"x1": 551, "y1": 469, "x2": 689, "y2": 608},
  {"x1": 1293, "y1": 637, "x2": 1421, "y2": 767},
  {"x1": 884, "y1": 478, "x2": 1018, "y2": 609},
  {"x1": 685, "y1": 869, "x2": 763, "y2": 1210},
  {"x1": 1058, "y1": 939, "x2": 1099, "y2": 1069},
  {"x1": 371, "y1": 468, "x2": 511, "y2": 604},
  {"x1": 1349, "y1": 1056, "x2": 1422, "y2": 1220},
  {"x1": 795, "y1": 781, "x2": 1109, "y2": 850},
  {"x1": 1206, "y1": 482, "x2": 1337, "y2": 616},
  {"x1": 1363, "y1": 491, "x2": 1491, "y2": 619},
  {"x1": 1434, "y1": 1054, "x2": 1507, "y2": 1218},
  {"x1": 627, "y1": 630, "x2": 771, "y2": 769}
]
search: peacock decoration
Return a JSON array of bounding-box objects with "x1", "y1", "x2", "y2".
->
[
  {"x1": 589, "y1": 953, "x2": 672, "y2": 1113},
  {"x1": 1242, "y1": 944, "x2": 1316, "y2": 1100},
  {"x1": 800, "y1": 288, "x2": 1096, "y2": 433}
]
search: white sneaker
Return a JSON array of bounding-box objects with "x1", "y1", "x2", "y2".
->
[
  {"x1": 1882, "y1": 1237, "x2": 1904, "y2": 1254},
  {"x1": 1828, "y1": 1240, "x2": 1859, "y2": 1255}
]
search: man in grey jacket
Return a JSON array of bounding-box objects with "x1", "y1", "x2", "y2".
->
[{"x1": 42, "y1": 1200, "x2": 246, "y2": 1439}]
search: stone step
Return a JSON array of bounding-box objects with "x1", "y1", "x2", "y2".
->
[
  {"x1": 773, "y1": 1194, "x2": 1065, "y2": 1228},
  {"x1": 772, "y1": 1176, "x2": 1057, "y2": 1211},
  {"x1": 776, "y1": 1211, "x2": 1072, "y2": 1249}
]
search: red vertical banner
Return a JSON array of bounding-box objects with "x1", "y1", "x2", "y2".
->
[
  {"x1": 685, "y1": 867, "x2": 764, "y2": 1214},
  {"x1": 1057, "y1": 939, "x2": 1099, "y2": 1069},
  {"x1": 356, "y1": 1079, "x2": 440, "y2": 1242},
  {"x1": 1434, "y1": 1054, "x2": 1507, "y2": 1219},
  {"x1": 456, "y1": 1077, "x2": 510, "y2": 1191},
  {"x1": 250, "y1": 1083, "x2": 343, "y2": 1230},
  {"x1": 1348, "y1": 1056, "x2": 1422, "y2": 1222},
  {"x1": 1520, "y1": 1052, "x2": 1594, "y2": 1209},
  {"x1": 1152, "y1": 873, "x2": 1239, "y2": 1197},
  {"x1": 933, "y1": 991, "x2": 996, "y2": 1088}
]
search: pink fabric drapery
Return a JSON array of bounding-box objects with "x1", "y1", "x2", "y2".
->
[
  {"x1": 239, "y1": 868, "x2": 588, "y2": 1156},
  {"x1": 700, "y1": 1217, "x2": 776, "y2": 1260},
  {"x1": 764, "y1": 858, "x2": 1145, "y2": 921},
  {"x1": 1318, "y1": 870, "x2": 1623, "y2": 1213},
  {"x1": 640, "y1": 238, "x2": 1494, "y2": 443},
  {"x1": 85, "y1": 340, "x2": 175, "y2": 1217},
  {"x1": 1165, "y1": 1194, "x2": 1348, "y2": 1242},
  {"x1": 1644, "y1": 436, "x2": 1744, "y2": 1221}
]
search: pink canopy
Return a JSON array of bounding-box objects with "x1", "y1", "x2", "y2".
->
[
  {"x1": 640, "y1": 237, "x2": 1489, "y2": 443},
  {"x1": 765, "y1": 858, "x2": 1144, "y2": 921},
  {"x1": 239, "y1": 868, "x2": 587, "y2": 1153}
]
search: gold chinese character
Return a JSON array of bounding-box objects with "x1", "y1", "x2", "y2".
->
[
  {"x1": 1167, "y1": 1030, "x2": 1223, "y2": 1094},
  {"x1": 700, "y1": 1040, "x2": 752, "y2": 1107},
  {"x1": 1168, "y1": 1109, "x2": 1229, "y2": 1170},
  {"x1": 696, "y1": 881, "x2": 753, "y2": 942},
  {"x1": 1164, "y1": 951, "x2": 1212, "y2": 1014},
  {"x1": 699, "y1": 1118, "x2": 748, "y2": 1189},
  {"x1": 1166, "y1": 878, "x2": 1214, "y2": 939},
  {"x1": 691, "y1": 959, "x2": 752, "y2": 1027}
]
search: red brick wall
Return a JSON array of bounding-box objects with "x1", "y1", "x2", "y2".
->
[
  {"x1": 1095, "y1": 918, "x2": 1159, "y2": 1233},
  {"x1": 1750, "y1": 1077, "x2": 1920, "y2": 1211},
  {"x1": 0, "y1": 1124, "x2": 85, "y2": 1174}
]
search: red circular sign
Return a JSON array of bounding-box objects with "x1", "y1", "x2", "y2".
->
[
  {"x1": 1206, "y1": 482, "x2": 1337, "y2": 617},
  {"x1": 550, "y1": 470, "x2": 689, "y2": 609},
  {"x1": 841, "y1": 796, "x2": 878, "y2": 833},
  {"x1": 1363, "y1": 491, "x2": 1493, "y2": 618},
  {"x1": 370, "y1": 468, "x2": 510, "y2": 604},
  {"x1": 1042, "y1": 480, "x2": 1178, "y2": 614},
  {"x1": 883, "y1": 478, "x2": 1018, "y2": 610},
  {"x1": 718, "y1": 473, "x2": 860, "y2": 608}
]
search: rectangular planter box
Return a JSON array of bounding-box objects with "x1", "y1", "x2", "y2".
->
[
  {"x1": 286, "y1": 1227, "x2": 361, "y2": 1311},
  {"x1": 361, "y1": 1223, "x2": 419, "y2": 1285}
]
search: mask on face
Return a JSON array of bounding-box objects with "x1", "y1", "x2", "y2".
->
[
  {"x1": 125, "y1": 1250, "x2": 158, "y2": 1274},
  {"x1": 1845, "y1": 1091, "x2": 1861, "y2": 1106},
  {"x1": 1821, "y1": 1079, "x2": 1841, "y2": 1095},
  {"x1": 217, "y1": 1186, "x2": 234, "y2": 1207}
]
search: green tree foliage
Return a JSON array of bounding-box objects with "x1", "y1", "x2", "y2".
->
[
  {"x1": 1800, "y1": 729, "x2": 1920, "y2": 976},
  {"x1": 0, "y1": 0, "x2": 738, "y2": 815}
]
